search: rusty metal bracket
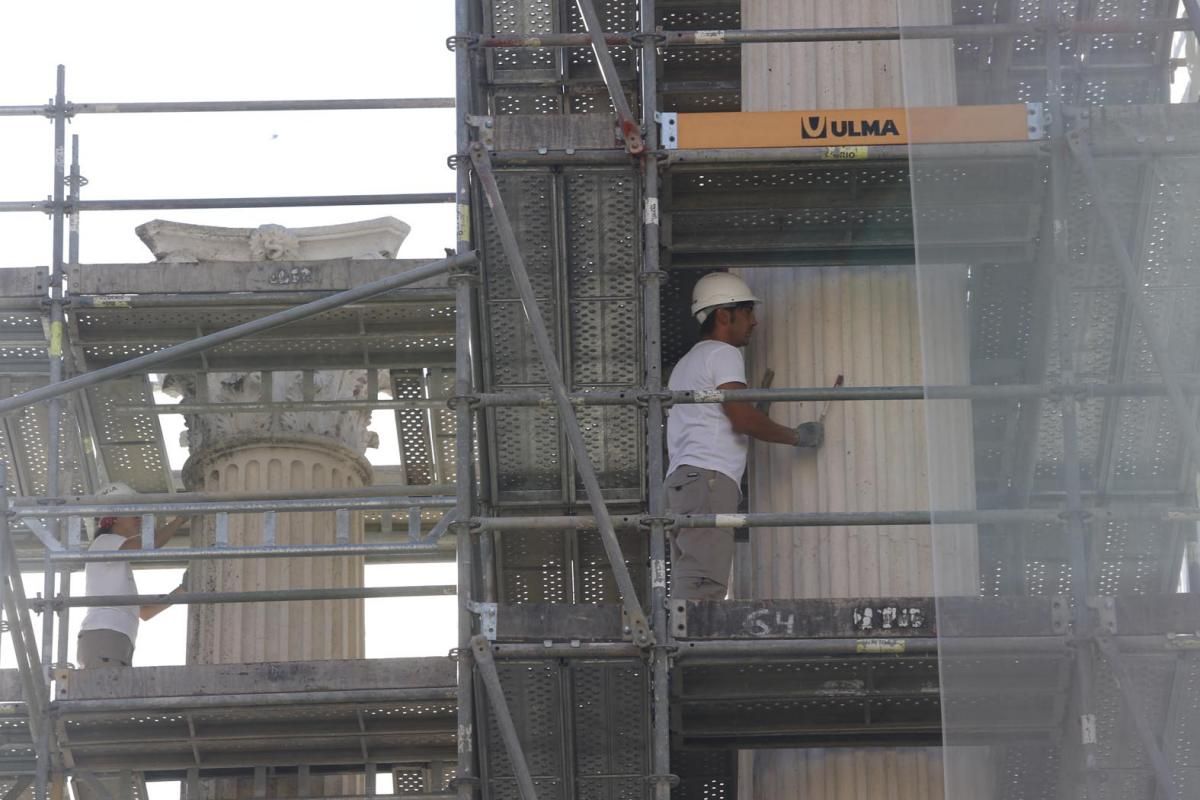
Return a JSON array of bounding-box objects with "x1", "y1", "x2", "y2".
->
[
  {"x1": 465, "y1": 115, "x2": 495, "y2": 150},
  {"x1": 470, "y1": 636, "x2": 539, "y2": 800},
  {"x1": 469, "y1": 143, "x2": 654, "y2": 648},
  {"x1": 469, "y1": 601, "x2": 498, "y2": 640},
  {"x1": 574, "y1": 0, "x2": 644, "y2": 154}
]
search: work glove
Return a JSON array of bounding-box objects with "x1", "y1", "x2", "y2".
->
[{"x1": 793, "y1": 421, "x2": 824, "y2": 449}]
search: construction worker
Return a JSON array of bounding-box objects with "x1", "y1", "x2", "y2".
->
[
  {"x1": 666, "y1": 272, "x2": 823, "y2": 600},
  {"x1": 76, "y1": 482, "x2": 187, "y2": 668}
]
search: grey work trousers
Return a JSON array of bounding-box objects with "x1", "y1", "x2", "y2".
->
[
  {"x1": 665, "y1": 465, "x2": 739, "y2": 600},
  {"x1": 77, "y1": 629, "x2": 134, "y2": 668}
]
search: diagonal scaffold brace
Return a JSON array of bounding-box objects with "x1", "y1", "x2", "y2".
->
[
  {"x1": 1067, "y1": 135, "x2": 1200, "y2": 472},
  {"x1": 1093, "y1": 637, "x2": 1180, "y2": 800},
  {"x1": 469, "y1": 143, "x2": 654, "y2": 648},
  {"x1": 471, "y1": 636, "x2": 539, "y2": 800},
  {"x1": 575, "y1": 0, "x2": 645, "y2": 154}
]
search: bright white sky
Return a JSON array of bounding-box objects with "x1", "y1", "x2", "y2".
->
[{"x1": 0, "y1": 1, "x2": 461, "y2": 752}]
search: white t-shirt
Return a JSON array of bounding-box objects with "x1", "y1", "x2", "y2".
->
[
  {"x1": 79, "y1": 533, "x2": 139, "y2": 644},
  {"x1": 666, "y1": 339, "x2": 749, "y2": 484}
]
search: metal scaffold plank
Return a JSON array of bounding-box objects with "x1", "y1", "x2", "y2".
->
[{"x1": 469, "y1": 143, "x2": 653, "y2": 648}]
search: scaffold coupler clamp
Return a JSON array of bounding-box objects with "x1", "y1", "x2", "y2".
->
[
  {"x1": 445, "y1": 33, "x2": 480, "y2": 51},
  {"x1": 466, "y1": 115, "x2": 495, "y2": 150},
  {"x1": 468, "y1": 601, "x2": 498, "y2": 641},
  {"x1": 629, "y1": 31, "x2": 667, "y2": 47},
  {"x1": 646, "y1": 773, "x2": 680, "y2": 788},
  {"x1": 639, "y1": 514, "x2": 674, "y2": 530},
  {"x1": 628, "y1": 617, "x2": 656, "y2": 649}
]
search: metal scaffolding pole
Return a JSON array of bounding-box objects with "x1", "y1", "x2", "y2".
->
[
  {"x1": 34, "y1": 65, "x2": 69, "y2": 800},
  {"x1": 467, "y1": 504, "x2": 1200, "y2": 531},
  {"x1": 55, "y1": 132, "x2": 82, "y2": 682},
  {"x1": 469, "y1": 144, "x2": 653, "y2": 647},
  {"x1": 0, "y1": 193, "x2": 455, "y2": 214},
  {"x1": 638, "y1": 0, "x2": 673, "y2": 792},
  {"x1": 575, "y1": 0, "x2": 643, "y2": 153},
  {"x1": 46, "y1": 540, "x2": 442, "y2": 566},
  {"x1": 1036, "y1": 17, "x2": 1103, "y2": 797},
  {"x1": 0, "y1": 97, "x2": 455, "y2": 117},
  {"x1": 1183, "y1": 0, "x2": 1200, "y2": 41},
  {"x1": 469, "y1": 18, "x2": 1193, "y2": 48},
  {"x1": 0, "y1": 465, "x2": 43, "y2": 739},
  {"x1": 24, "y1": 484, "x2": 456, "y2": 506},
  {"x1": 471, "y1": 380, "x2": 1200, "y2": 408},
  {"x1": 14, "y1": 495, "x2": 452, "y2": 519},
  {"x1": 453, "y1": 2, "x2": 481, "y2": 795},
  {"x1": 470, "y1": 637, "x2": 538, "y2": 800},
  {"x1": 41, "y1": 584, "x2": 456, "y2": 610}
]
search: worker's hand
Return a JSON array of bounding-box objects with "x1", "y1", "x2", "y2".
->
[{"x1": 793, "y1": 421, "x2": 824, "y2": 449}]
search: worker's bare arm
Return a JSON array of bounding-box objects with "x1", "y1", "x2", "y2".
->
[
  {"x1": 718, "y1": 381, "x2": 799, "y2": 445},
  {"x1": 139, "y1": 583, "x2": 185, "y2": 621},
  {"x1": 119, "y1": 515, "x2": 188, "y2": 551}
]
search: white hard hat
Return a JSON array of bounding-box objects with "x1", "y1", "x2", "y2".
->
[
  {"x1": 97, "y1": 481, "x2": 137, "y2": 499},
  {"x1": 691, "y1": 272, "x2": 761, "y2": 323}
]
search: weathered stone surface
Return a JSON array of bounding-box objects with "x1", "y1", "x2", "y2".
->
[{"x1": 135, "y1": 217, "x2": 410, "y2": 263}]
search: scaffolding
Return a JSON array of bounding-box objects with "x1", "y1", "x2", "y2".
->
[{"x1": 0, "y1": 0, "x2": 1198, "y2": 798}]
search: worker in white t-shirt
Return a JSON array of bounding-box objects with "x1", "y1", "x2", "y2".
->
[
  {"x1": 77, "y1": 482, "x2": 188, "y2": 668},
  {"x1": 666, "y1": 272, "x2": 823, "y2": 600}
]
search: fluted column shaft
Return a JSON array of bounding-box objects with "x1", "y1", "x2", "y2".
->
[{"x1": 738, "y1": 2, "x2": 980, "y2": 798}]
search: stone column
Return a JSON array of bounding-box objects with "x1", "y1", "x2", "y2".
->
[
  {"x1": 176, "y1": 370, "x2": 373, "y2": 666},
  {"x1": 737, "y1": 2, "x2": 982, "y2": 798},
  {"x1": 141, "y1": 220, "x2": 407, "y2": 799}
]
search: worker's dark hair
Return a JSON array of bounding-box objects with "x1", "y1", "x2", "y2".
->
[
  {"x1": 93, "y1": 517, "x2": 117, "y2": 540},
  {"x1": 698, "y1": 301, "x2": 754, "y2": 336}
]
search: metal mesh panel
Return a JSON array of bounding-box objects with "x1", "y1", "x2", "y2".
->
[
  {"x1": 491, "y1": 406, "x2": 562, "y2": 500},
  {"x1": 564, "y1": 0, "x2": 638, "y2": 81},
  {"x1": 994, "y1": 745, "x2": 1061, "y2": 800},
  {"x1": 577, "y1": 529, "x2": 647, "y2": 604},
  {"x1": 478, "y1": 658, "x2": 649, "y2": 799},
  {"x1": 482, "y1": 168, "x2": 643, "y2": 506},
  {"x1": 498, "y1": 530, "x2": 568, "y2": 603},
  {"x1": 572, "y1": 660, "x2": 648, "y2": 799},
  {"x1": 393, "y1": 768, "x2": 426, "y2": 795},
  {"x1": 393, "y1": 370, "x2": 434, "y2": 485},
  {"x1": 488, "y1": 0, "x2": 555, "y2": 78},
  {"x1": 479, "y1": 660, "x2": 565, "y2": 800},
  {"x1": 672, "y1": 749, "x2": 736, "y2": 800},
  {"x1": 86, "y1": 377, "x2": 168, "y2": 493}
]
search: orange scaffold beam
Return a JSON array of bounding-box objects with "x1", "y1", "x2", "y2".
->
[{"x1": 669, "y1": 103, "x2": 1042, "y2": 151}]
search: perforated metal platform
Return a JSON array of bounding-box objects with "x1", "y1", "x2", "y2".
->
[
  {"x1": 665, "y1": 153, "x2": 1043, "y2": 269},
  {"x1": 0, "y1": 259, "x2": 463, "y2": 508},
  {"x1": 477, "y1": 167, "x2": 644, "y2": 508},
  {"x1": 482, "y1": 0, "x2": 1179, "y2": 115},
  {"x1": 966, "y1": 105, "x2": 1200, "y2": 601},
  {"x1": 53, "y1": 658, "x2": 457, "y2": 780},
  {"x1": 476, "y1": 657, "x2": 649, "y2": 800}
]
